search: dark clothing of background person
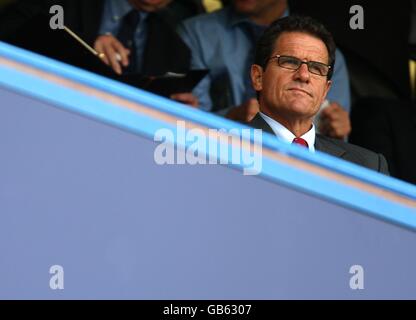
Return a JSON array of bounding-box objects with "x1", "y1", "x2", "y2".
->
[{"x1": 0, "y1": 0, "x2": 203, "y2": 76}]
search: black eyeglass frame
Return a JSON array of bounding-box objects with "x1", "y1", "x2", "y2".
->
[{"x1": 268, "y1": 54, "x2": 332, "y2": 77}]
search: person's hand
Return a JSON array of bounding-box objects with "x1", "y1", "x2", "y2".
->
[
  {"x1": 319, "y1": 102, "x2": 351, "y2": 139},
  {"x1": 225, "y1": 98, "x2": 260, "y2": 123},
  {"x1": 170, "y1": 93, "x2": 199, "y2": 108},
  {"x1": 94, "y1": 34, "x2": 130, "y2": 75}
]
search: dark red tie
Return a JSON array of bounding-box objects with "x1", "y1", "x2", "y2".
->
[{"x1": 292, "y1": 137, "x2": 309, "y2": 148}]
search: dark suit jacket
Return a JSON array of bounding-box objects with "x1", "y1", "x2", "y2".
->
[
  {"x1": 0, "y1": 0, "x2": 202, "y2": 75},
  {"x1": 249, "y1": 113, "x2": 389, "y2": 174}
]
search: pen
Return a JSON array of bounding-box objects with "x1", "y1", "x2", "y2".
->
[{"x1": 63, "y1": 25, "x2": 105, "y2": 60}]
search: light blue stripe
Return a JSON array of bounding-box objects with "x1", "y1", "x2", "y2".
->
[
  {"x1": 0, "y1": 65, "x2": 172, "y2": 142},
  {"x1": 258, "y1": 157, "x2": 416, "y2": 230},
  {"x1": 1, "y1": 42, "x2": 415, "y2": 230}
]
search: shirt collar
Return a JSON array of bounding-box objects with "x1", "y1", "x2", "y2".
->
[{"x1": 259, "y1": 112, "x2": 316, "y2": 152}]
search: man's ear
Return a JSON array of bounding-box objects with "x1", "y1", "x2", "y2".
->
[
  {"x1": 323, "y1": 80, "x2": 332, "y2": 99},
  {"x1": 251, "y1": 64, "x2": 263, "y2": 91}
]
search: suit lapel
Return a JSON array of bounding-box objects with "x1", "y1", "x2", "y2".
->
[
  {"x1": 315, "y1": 134, "x2": 347, "y2": 158},
  {"x1": 249, "y1": 113, "x2": 275, "y2": 135}
]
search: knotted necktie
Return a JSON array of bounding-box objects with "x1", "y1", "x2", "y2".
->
[
  {"x1": 292, "y1": 137, "x2": 309, "y2": 148},
  {"x1": 117, "y1": 9, "x2": 141, "y2": 73}
]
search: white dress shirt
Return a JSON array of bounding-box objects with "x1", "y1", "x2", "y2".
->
[{"x1": 259, "y1": 112, "x2": 316, "y2": 152}]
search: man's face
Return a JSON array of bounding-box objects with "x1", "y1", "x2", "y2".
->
[
  {"x1": 251, "y1": 31, "x2": 332, "y2": 121},
  {"x1": 128, "y1": 0, "x2": 172, "y2": 12},
  {"x1": 233, "y1": 0, "x2": 280, "y2": 15}
]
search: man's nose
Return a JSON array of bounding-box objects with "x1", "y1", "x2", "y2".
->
[{"x1": 294, "y1": 63, "x2": 310, "y2": 82}]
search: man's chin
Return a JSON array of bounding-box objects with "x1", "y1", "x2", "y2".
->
[{"x1": 286, "y1": 103, "x2": 317, "y2": 119}]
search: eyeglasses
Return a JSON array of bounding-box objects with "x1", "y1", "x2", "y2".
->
[{"x1": 269, "y1": 55, "x2": 331, "y2": 76}]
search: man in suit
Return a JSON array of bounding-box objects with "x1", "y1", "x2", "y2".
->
[
  {"x1": 248, "y1": 15, "x2": 388, "y2": 173},
  {"x1": 92, "y1": 0, "x2": 202, "y2": 105},
  {"x1": 178, "y1": 0, "x2": 352, "y2": 140},
  {"x1": 0, "y1": 0, "x2": 202, "y2": 68},
  {"x1": 93, "y1": 0, "x2": 201, "y2": 76}
]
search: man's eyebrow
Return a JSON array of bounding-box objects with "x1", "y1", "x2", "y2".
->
[{"x1": 276, "y1": 54, "x2": 328, "y2": 62}]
